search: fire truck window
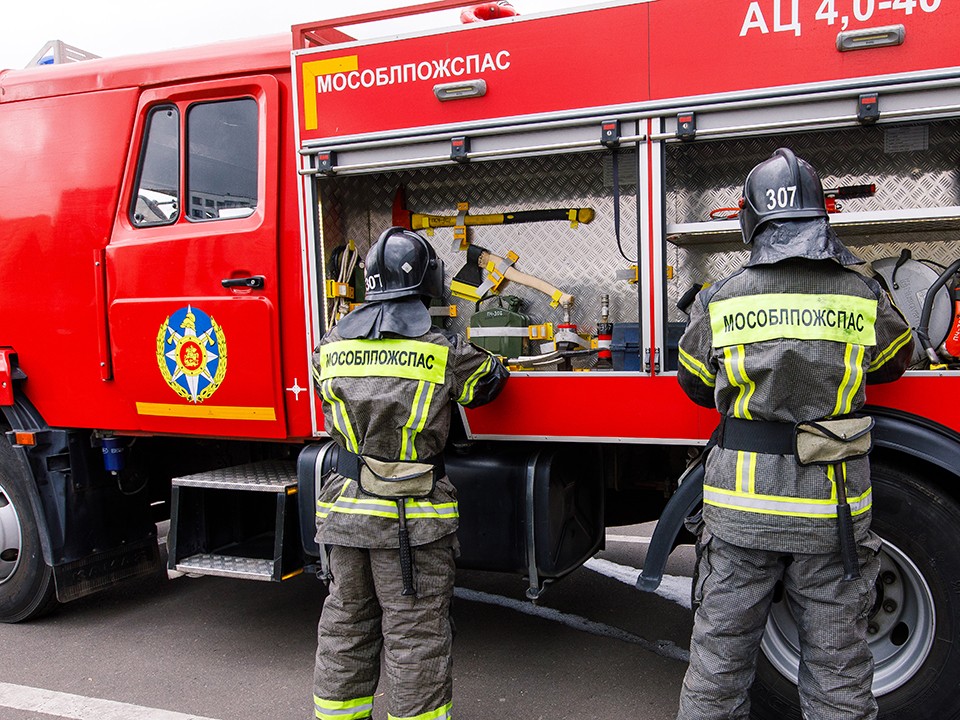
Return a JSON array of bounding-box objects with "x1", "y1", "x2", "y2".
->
[
  {"x1": 131, "y1": 106, "x2": 180, "y2": 227},
  {"x1": 186, "y1": 98, "x2": 258, "y2": 221}
]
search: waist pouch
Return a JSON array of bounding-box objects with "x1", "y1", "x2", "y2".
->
[
  {"x1": 794, "y1": 416, "x2": 875, "y2": 466},
  {"x1": 358, "y1": 456, "x2": 439, "y2": 499}
]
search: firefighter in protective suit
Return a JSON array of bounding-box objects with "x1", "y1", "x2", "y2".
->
[
  {"x1": 675, "y1": 149, "x2": 914, "y2": 719},
  {"x1": 311, "y1": 227, "x2": 508, "y2": 720}
]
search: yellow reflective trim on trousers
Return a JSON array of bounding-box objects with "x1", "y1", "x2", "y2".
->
[
  {"x1": 679, "y1": 347, "x2": 716, "y2": 387},
  {"x1": 723, "y1": 345, "x2": 755, "y2": 420},
  {"x1": 401, "y1": 380, "x2": 436, "y2": 461},
  {"x1": 709, "y1": 293, "x2": 878, "y2": 346},
  {"x1": 315, "y1": 694, "x2": 374, "y2": 720},
  {"x1": 320, "y1": 380, "x2": 359, "y2": 453},
  {"x1": 388, "y1": 702, "x2": 453, "y2": 720},
  {"x1": 458, "y1": 355, "x2": 493, "y2": 405},
  {"x1": 319, "y1": 339, "x2": 449, "y2": 384},
  {"x1": 869, "y1": 327, "x2": 913, "y2": 371},
  {"x1": 704, "y1": 483, "x2": 872, "y2": 518},
  {"x1": 736, "y1": 451, "x2": 757, "y2": 494},
  {"x1": 833, "y1": 343, "x2": 865, "y2": 417}
]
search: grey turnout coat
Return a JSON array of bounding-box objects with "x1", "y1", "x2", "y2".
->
[
  {"x1": 677, "y1": 221, "x2": 913, "y2": 553},
  {"x1": 312, "y1": 299, "x2": 508, "y2": 549}
]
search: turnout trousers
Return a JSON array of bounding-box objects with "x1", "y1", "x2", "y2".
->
[
  {"x1": 313, "y1": 536, "x2": 456, "y2": 720},
  {"x1": 677, "y1": 533, "x2": 882, "y2": 720}
]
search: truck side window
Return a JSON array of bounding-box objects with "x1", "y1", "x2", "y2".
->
[
  {"x1": 131, "y1": 105, "x2": 180, "y2": 227},
  {"x1": 186, "y1": 98, "x2": 258, "y2": 221}
]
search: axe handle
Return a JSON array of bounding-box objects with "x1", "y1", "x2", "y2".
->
[
  {"x1": 480, "y1": 251, "x2": 574, "y2": 308},
  {"x1": 411, "y1": 208, "x2": 594, "y2": 229}
]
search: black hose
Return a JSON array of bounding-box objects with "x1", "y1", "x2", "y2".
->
[{"x1": 916, "y1": 257, "x2": 960, "y2": 364}]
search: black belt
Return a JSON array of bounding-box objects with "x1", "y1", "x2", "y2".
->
[
  {"x1": 717, "y1": 416, "x2": 795, "y2": 456},
  {"x1": 334, "y1": 447, "x2": 445, "y2": 482}
]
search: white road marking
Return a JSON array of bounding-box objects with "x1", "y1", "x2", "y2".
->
[
  {"x1": 584, "y1": 557, "x2": 693, "y2": 610},
  {"x1": 0, "y1": 682, "x2": 222, "y2": 720},
  {"x1": 454, "y1": 587, "x2": 690, "y2": 663},
  {"x1": 605, "y1": 534, "x2": 652, "y2": 544}
]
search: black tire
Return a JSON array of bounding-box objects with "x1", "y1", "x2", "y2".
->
[
  {"x1": 0, "y1": 437, "x2": 57, "y2": 623},
  {"x1": 751, "y1": 461, "x2": 960, "y2": 720}
]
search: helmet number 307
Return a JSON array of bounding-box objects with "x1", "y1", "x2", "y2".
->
[{"x1": 766, "y1": 185, "x2": 798, "y2": 210}]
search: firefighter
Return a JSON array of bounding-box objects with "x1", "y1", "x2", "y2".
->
[
  {"x1": 311, "y1": 226, "x2": 508, "y2": 720},
  {"x1": 675, "y1": 148, "x2": 914, "y2": 719}
]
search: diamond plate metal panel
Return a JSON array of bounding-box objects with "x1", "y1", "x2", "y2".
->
[
  {"x1": 172, "y1": 460, "x2": 296, "y2": 491},
  {"x1": 665, "y1": 120, "x2": 960, "y2": 225},
  {"x1": 664, "y1": 119, "x2": 960, "y2": 322},
  {"x1": 318, "y1": 152, "x2": 642, "y2": 337}
]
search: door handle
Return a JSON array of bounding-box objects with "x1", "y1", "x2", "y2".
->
[{"x1": 221, "y1": 275, "x2": 265, "y2": 290}]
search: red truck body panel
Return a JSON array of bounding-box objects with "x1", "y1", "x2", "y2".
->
[{"x1": 2, "y1": 0, "x2": 959, "y2": 443}]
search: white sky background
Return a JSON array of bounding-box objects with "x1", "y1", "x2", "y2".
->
[{"x1": 1, "y1": 0, "x2": 586, "y2": 70}]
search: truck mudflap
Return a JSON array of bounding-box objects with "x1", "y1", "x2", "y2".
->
[
  {"x1": 636, "y1": 456, "x2": 705, "y2": 593},
  {"x1": 53, "y1": 538, "x2": 161, "y2": 603}
]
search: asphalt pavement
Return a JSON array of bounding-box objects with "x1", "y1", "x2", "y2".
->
[{"x1": 0, "y1": 524, "x2": 696, "y2": 720}]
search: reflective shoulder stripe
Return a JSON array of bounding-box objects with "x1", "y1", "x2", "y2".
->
[
  {"x1": 388, "y1": 702, "x2": 453, "y2": 720},
  {"x1": 869, "y1": 327, "x2": 913, "y2": 371},
  {"x1": 315, "y1": 694, "x2": 374, "y2": 720},
  {"x1": 678, "y1": 347, "x2": 716, "y2": 387},
  {"x1": 722, "y1": 345, "x2": 755, "y2": 420},
  {"x1": 319, "y1": 338, "x2": 449, "y2": 384},
  {"x1": 703, "y1": 483, "x2": 872, "y2": 518},
  {"x1": 709, "y1": 293, "x2": 878, "y2": 346},
  {"x1": 458, "y1": 354, "x2": 493, "y2": 405}
]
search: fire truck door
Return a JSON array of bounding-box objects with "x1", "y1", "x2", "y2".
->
[{"x1": 105, "y1": 76, "x2": 287, "y2": 438}]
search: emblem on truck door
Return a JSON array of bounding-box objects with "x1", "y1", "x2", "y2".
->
[{"x1": 156, "y1": 306, "x2": 227, "y2": 403}]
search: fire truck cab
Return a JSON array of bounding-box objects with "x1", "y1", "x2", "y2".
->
[{"x1": 2, "y1": 2, "x2": 960, "y2": 717}]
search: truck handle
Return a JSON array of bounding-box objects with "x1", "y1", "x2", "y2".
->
[{"x1": 221, "y1": 275, "x2": 265, "y2": 290}]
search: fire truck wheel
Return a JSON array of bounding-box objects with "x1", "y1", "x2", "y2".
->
[
  {"x1": 0, "y1": 438, "x2": 57, "y2": 623},
  {"x1": 751, "y1": 461, "x2": 960, "y2": 720}
]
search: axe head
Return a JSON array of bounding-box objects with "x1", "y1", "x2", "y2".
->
[
  {"x1": 392, "y1": 187, "x2": 413, "y2": 230},
  {"x1": 450, "y1": 244, "x2": 488, "y2": 301}
]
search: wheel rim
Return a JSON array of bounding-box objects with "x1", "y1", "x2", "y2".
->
[
  {"x1": 0, "y1": 482, "x2": 24, "y2": 585},
  {"x1": 761, "y1": 538, "x2": 936, "y2": 696}
]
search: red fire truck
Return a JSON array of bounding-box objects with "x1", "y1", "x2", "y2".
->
[{"x1": 2, "y1": 1, "x2": 959, "y2": 716}]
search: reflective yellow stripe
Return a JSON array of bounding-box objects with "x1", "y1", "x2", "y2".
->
[
  {"x1": 679, "y1": 347, "x2": 716, "y2": 387},
  {"x1": 315, "y1": 694, "x2": 374, "y2": 720},
  {"x1": 388, "y1": 702, "x2": 453, "y2": 720},
  {"x1": 833, "y1": 343, "x2": 865, "y2": 417},
  {"x1": 736, "y1": 451, "x2": 757, "y2": 494},
  {"x1": 458, "y1": 355, "x2": 493, "y2": 405},
  {"x1": 320, "y1": 380, "x2": 359, "y2": 453},
  {"x1": 869, "y1": 327, "x2": 913, "y2": 371},
  {"x1": 401, "y1": 380, "x2": 436, "y2": 462},
  {"x1": 319, "y1": 339, "x2": 449, "y2": 384},
  {"x1": 709, "y1": 293, "x2": 878, "y2": 346},
  {"x1": 723, "y1": 345, "x2": 755, "y2": 420},
  {"x1": 704, "y1": 483, "x2": 872, "y2": 518},
  {"x1": 317, "y1": 486, "x2": 459, "y2": 521}
]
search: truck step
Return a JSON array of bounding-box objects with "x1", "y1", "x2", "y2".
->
[
  {"x1": 175, "y1": 553, "x2": 278, "y2": 582},
  {"x1": 171, "y1": 459, "x2": 297, "y2": 492},
  {"x1": 167, "y1": 459, "x2": 303, "y2": 583}
]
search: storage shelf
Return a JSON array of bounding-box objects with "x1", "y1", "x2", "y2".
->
[{"x1": 667, "y1": 207, "x2": 960, "y2": 246}]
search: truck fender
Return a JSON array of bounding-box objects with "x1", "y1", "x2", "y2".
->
[
  {"x1": 870, "y1": 408, "x2": 960, "y2": 477},
  {"x1": 635, "y1": 410, "x2": 960, "y2": 594},
  {"x1": 1, "y1": 398, "x2": 56, "y2": 569}
]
